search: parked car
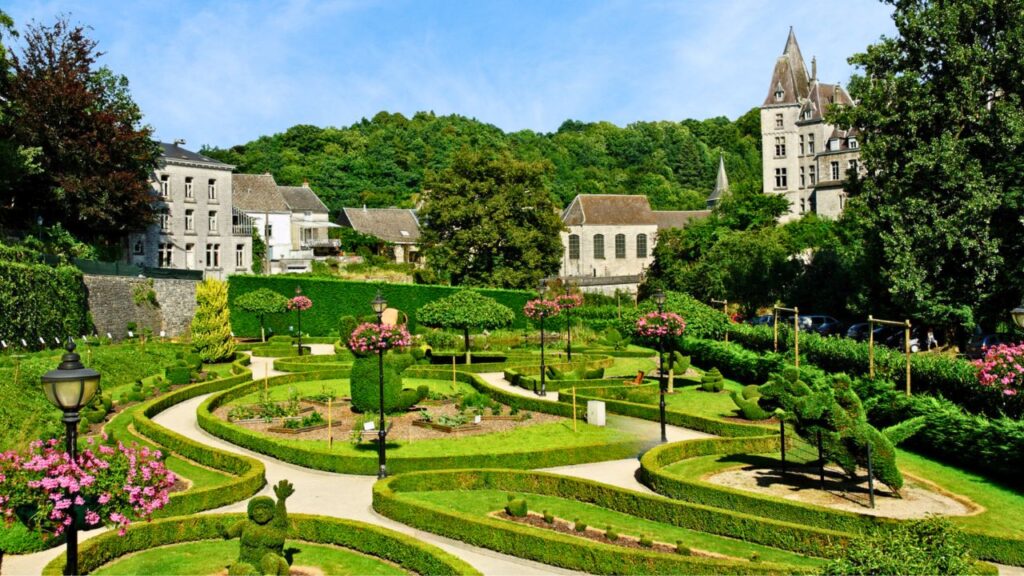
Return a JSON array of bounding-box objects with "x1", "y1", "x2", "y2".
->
[
  {"x1": 846, "y1": 322, "x2": 894, "y2": 343},
  {"x1": 965, "y1": 333, "x2": 1020, "y2": 359},
  {"x1": 883, "y1": 328, "x2": 921, "y2": 353},
  {"x1": 749, "y1": 314, "x2": 776, "y2": 327},
  {"x1": 802, "y1": 315, "x2": 843, "y2": 336}
]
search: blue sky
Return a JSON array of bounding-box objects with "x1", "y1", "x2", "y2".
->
[{"x1": 6, "y1": 1, "x2": 896, "y2": 148}]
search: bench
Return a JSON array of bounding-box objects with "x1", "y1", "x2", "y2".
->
[
  {"x1": 356, "y1": 421, "x2": 394, "y2": 442},
  {"x1": 624, "y1": 371, "x2": 645, "y2": 385}
]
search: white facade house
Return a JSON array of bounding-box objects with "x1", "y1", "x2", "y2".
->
[
  {"x1": 128, "y1": 142, "x2": 252, "y2": 279},
  {"x1": 761, "y1": 28, "x2": 862, "y2": 221}
]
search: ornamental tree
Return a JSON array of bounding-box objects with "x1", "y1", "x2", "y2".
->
[
  {"x1": 417, "y1": 290, "x2": 514, "y2": 363},
  {"x1": 233, "y1": 288, "x2": 289, "y2": 342},
  {"x1": 191, "y1": 278, "x2": 235, "y2": 363}
]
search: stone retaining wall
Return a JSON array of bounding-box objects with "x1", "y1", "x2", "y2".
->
[{"x1": 83, "y1": 275, "x2": 197, "y2": 339}]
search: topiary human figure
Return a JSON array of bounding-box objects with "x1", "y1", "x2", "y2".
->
[
  {"x1": 757, "y1": 367, "x2": 905, "y2": 493},
  {"x1": 224, "y1": 479, "x2": 295, "y2": 575}
]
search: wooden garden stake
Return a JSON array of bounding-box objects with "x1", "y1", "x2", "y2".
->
[
  {"x1": 572, "y1": 386, "x2": 577, "y2": 432},
  {"x1": 452, "y1": 355, "x2": 456, "y2": 386},
  {"x1": 328, "y1": 398, "x2": 333, "y2": 448}
]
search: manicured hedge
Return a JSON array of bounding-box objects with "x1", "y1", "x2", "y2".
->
[
  {"x1": 728, "y1": 324, "x2": 1023, "y2": 418},
  {"x1": 0, "y1": 258, "x2": 90, "y2": 345},
  {"x1": 374, "y1": 469, "x2": 838, "y2": 571},
  {"x1": 638, "y1": 436, "x2": 1024, "y2": 566},
  {"x1": 228, "y1": 276, "x2": 535, "y2": 337},
  {"x1": 41, "y1": 513, "x2": 478, "y2": 576},
  {"x1": 272, "y1": 353, "x2": 354, "y2": 373},
  {"x1": 559, "y1": 383, "x2": 773, "y2": 437},
  {"x1": 677, "y1": 337, "x2": 784, "y2": 384},
  {"x1": 198, "y1": 369, "x2": 643, "y2": 475}
]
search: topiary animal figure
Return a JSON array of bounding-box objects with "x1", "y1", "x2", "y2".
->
[
  {"x1": 224, "y1": 479, "x2": 294, "y2": 575},
  {"x1": 757, "y1": 367, "x2": 906, "y2": 493},
  {"x1": 598, "y1": 327, "x2": 627, "y2": 350},
  {"x1": 700, "y1": 367, "x2": 724, "y2": 392}
]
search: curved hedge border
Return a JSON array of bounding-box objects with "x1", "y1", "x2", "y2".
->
[
  {"x1": 558, "y1": 383, "x2": 773, "y2": 438},
  {"x1": 41, "y1": 513, "x2": 478, "y2": 576},
  {"x1": 639, "y1": 437, "x2": 1024, "y2": 566},
  {"x1": 98, "y1": 353, "x2": 268, "y2": 518},
  {"x1": 373, "y1": 468, "x2": 841, "y2": 574},
  {"x1": 198, "y1": 369, "x2": 645, "y2": 475},
  {"x1": 272, "y1": 352, "x2": 355, "y2": 373}
]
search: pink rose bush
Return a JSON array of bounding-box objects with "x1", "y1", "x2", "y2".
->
[
  {"x1": 554, "y1": 293, "x2": 583, "y2": 310},
  {"x1": 972, "y1": 342, "x2": 1024, "y2": 398},
  {"x1": 287, "y1": 295, "x2": 313, "y2": 311},
  {"x1": 635, "y1": 311, "x2": 687, "y2": 338},
  {"x1": 348, "y1": 323, "x2": 412, "y2": 354},
  {"x1": 523, "y1": 299, "x2": 561, "y2": 320},
  {"x1": 0, "y1": 436, "x2": 175, "y2": 538}
]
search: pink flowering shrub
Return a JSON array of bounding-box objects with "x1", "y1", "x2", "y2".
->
[
  {"x1": 972, "y1": 342, "x2": 1024, "y2": 397},
  {"x1": 635, "y1": 311, "x2": 687, "y2": 338},
  {"x1": 523, "y1": 299, "x2": 561, "y2": 320},
  {"x1": 287, "y1": 295, "x2": 313, "y2": 311},
  {"x1": 555, "y1": 293, "x2": 583, "y2": 310},
  {"x1": 348, "y1": 323, "x2": 412, "y2": 355},
  {"x1": 0, "y1": 436, "x2": 175, "y2": 538}
]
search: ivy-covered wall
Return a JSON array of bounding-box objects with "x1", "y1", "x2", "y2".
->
[
  {"x1": 227, "y1": 276, "x2": 535, "y2": 337},
  {"x1": 0, "y1": 258, "x2": 90, "y2": 345}
]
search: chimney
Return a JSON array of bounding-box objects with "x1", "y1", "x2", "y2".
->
[
  {"x1": 363, "y1": 204, "x2": 367, "y2": 213},
  {"x1": 302, "y1": 179, "x2": 310, "y2": 188},
  {"x1": 811, "y1": 56, "x2": 817, "y2": 81}
]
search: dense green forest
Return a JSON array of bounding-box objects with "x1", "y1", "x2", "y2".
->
[{"x1": 202, "y1": 109, "x2": 762, "y2": 213}]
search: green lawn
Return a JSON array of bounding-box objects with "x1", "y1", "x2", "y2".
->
[
  {"x1": 91, "y1": 539, "x2": 407, "y2": 575},
  {"x1": 604, "y1": 356, "x2": 658, "y2": 378},
  {"x1": 665, "y1": 381, "x2": 746, "y2": 419},
  {"x1": 395, "y1": 489, "x2": 822, "y2": 568},
  {"x1": 254, "y1": 420, "x2": 638, "y2": 458},
  {"x1": 661, "y1": 447, "x2": 1024, "y2": 541},
  {"x1": 225, "y1": 378, "x2": 477, "y2": 406}
]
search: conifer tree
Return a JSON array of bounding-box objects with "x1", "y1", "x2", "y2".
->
[{"x1": 191, "y1": 278, "x2": 235, "y2": 363}]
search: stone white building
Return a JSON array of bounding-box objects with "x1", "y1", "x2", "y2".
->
[
  {"x1": 761, "y1": 28, "x2": 862, "y2": 220},
  {"x1": 558, "y1": 194, "x2": 709, "y2": 295},
  {"x1": 127, "y1": 142, "x2": 252, "y2": 279},
  {"x1": 233, "y1": 174, "x2": 339, "y2": 274}
]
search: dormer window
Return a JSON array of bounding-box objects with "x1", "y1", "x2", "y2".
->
[
  {"x1": 849, "y1": 138, "x2": 858, "y2": 149},
  {"x1": 775, "y1": 88, "x2": 783, "y2": 101}
]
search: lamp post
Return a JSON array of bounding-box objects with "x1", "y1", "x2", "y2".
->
[
  {"x1": 1012, "y1": 307, "x2": 1024, "y2": 330},
  {"x1": 564, "y1": 286, "x2": 573, "y2": 362},
  {"x1": 654, "y1": 291, "x2": 668, "y2": 443},
  {"x1": 295, "y1": 285, "x2": 304, "y2": 356},
  {"x1": 371, "y1": 290, "x2": 388, "y2": 479},
  {"x1": 41, "y1": 339, "x2": 100, "y2": 576}
]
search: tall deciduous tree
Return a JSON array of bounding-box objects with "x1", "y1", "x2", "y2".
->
[
  {"x1": 0, "y1": 11, "x2": 39, "y2": 218},
  {"x1": 417, "y1": 290, "x2": 515, "y2": 363},
  {"x1": 1, "y1": 17, "x2": 159, "y2": 242},
  {"x1": 420, "y1": 149, "x2": 565, "y2": 289},
  {"x1": 830, "y1": 0, "x2": 1024, "y2": 329}
]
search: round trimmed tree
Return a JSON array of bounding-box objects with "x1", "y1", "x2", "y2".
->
[
  {"x1": 417, "y1": 290, "x2": 515, "y2": 363},
  {"x1": 233, "y1": 288, "x2": 289, "y2": 342}
]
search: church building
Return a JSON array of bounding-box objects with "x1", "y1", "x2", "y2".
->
[{"x1": 760, "y1": 28, "x2": 862, "y2": 220}]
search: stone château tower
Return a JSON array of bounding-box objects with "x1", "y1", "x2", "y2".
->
[{"x1": 760, "y1": 28, "x2": 862, "y2": 220}]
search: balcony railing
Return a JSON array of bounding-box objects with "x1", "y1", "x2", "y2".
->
[
  {"x1": 232, "y1": 224, "x2": 254, "y2": 236},
  {"x1": 301, "y1": 239, "x2": 341, "y2": 250}
]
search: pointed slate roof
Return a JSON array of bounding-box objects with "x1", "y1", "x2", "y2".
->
[
  {"x1": 562, "y1": 195, "x2": 656, "y2": 226},
  {"x1": 232, "y1": 173, "x2": 289, "y2": 213},
  {"x1": 763, "y1": 27, "x2": 811, "y2": 106},
  {"x1": 707, "y1": 155, "x2": 729, "y2": 207}
]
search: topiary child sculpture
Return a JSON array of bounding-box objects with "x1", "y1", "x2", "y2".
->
[{"x1": 225, "y1": 479, "x2": 295, "y2": 575}]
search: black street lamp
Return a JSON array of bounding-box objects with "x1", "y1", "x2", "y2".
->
[
  {"x1": 41, "y1": 339, "x2": 100, "y2": 576},
  {"x1": 295, "y1": 285, "x2": 304, "y2": 356},
  {"x1": 371, "y1": 290, "x2": 389, "y2": 479},
  {"x1": 564, "y1": 286, "x2": 573, "y2": 362},
  {"x1": 654, "y1": 291, "x2": 668, "y2": 443}
]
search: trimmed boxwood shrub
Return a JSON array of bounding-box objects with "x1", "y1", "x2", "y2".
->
[
  {"x1": 350, "y1": 355, "x2": 403, "y2": 413},
  {"x1": 165, "y1": 364, "x2": 191, "y2": 385},
  {"x1": 700, "y1": 367, "x2": 725, "y2": 392},
  {"x1": 41, "y1": 513, "x2": 479, "y2": 576},
  {"x1": 228, "y1": 276, "x2": 534, "y2": 337}
]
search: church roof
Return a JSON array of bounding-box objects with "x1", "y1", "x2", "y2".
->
[
  {"x1": 763, "y1": 27, "x2": 811, "y2": 106},
  {"x1": 707, "y1": 155, "x2": 730, "y2": 205},
  {"x1": 562, "y1": 194, "x2": 657, "y2": 226},
  {"x1": 232, "y1": 174, "x2": 289, "y2": 213},
  {"x1": 653, "y1": 210, "x2": 711, "y2": 230}
]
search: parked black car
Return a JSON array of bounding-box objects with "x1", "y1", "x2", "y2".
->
[
  {"x1": 750, "y1": 314, "x2": 776, "y2": 327},
  {"x1": 846, "y1": 322, "x2": 892, "y2": 342},
  {"x1": 965, "y1": 333, "x2": 1020, "y2": 359},
  {"x1": 802, "y1": 315, "x2": 843, "y2": 336}
]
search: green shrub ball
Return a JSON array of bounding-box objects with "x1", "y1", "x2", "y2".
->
[{"x1": 350, "y1": 355, "x2": 403, "y2": 413}]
